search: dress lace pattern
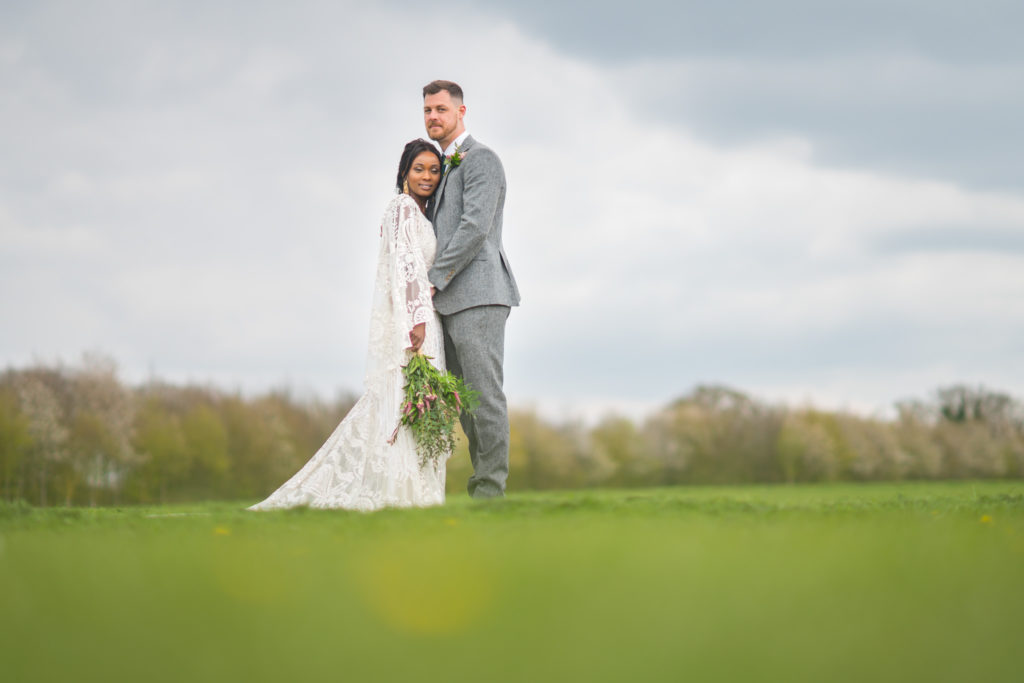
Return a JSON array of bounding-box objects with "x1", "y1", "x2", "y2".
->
[{"x1": 249, "y1": 194, "x2": 447, "y2": 512}]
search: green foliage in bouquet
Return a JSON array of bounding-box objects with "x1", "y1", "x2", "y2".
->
[{"x1": 389, "y1": 352, "x2": 478, "y2": 466}]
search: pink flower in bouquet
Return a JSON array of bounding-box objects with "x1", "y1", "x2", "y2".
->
[{"x1": 392, "y1": 351, "x2": 479, "y2": 466}]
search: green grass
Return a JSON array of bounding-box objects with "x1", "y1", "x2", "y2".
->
[{"x1": 2, "y1": 481, "x2": 1023, "y2": 682}]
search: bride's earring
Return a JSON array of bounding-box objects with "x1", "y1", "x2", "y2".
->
[{"x1": 403, "y1": 178, "x2": 409, "y2": 194}]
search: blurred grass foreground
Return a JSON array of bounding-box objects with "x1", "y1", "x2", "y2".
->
[{"x1": 2, "y1": 482, "x2": 1023, "y2": 682}]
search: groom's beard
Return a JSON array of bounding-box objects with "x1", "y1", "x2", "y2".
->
[{"x1": 426, "y1": 121, "x2": 455, "y2": 144}]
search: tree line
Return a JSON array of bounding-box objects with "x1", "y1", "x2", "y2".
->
[{"x1": 1, "y1": 357, "x2": 1022, "y2": 506}]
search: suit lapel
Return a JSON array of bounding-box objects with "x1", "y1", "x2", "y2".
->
[
  {"x1": 435, "y1": 166, "x2": 452, "y2": 210},
  {"x1": 434, "y1": 135, "x2": 475, "y2": 214}
]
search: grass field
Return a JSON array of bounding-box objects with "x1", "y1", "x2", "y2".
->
[{"x1": 2, "y1": 481, "x2": 1023, "y2": 682}]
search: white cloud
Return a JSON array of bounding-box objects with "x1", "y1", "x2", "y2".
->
[{"x1": 1, "y1": 1, "x2": 1022, "y2": 419}]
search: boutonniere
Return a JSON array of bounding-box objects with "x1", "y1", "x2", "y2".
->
[{"x1": 445, "y1": 143, "x2": 466, "y2": 170}]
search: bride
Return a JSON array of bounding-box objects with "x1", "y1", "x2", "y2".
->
[{"x1": 250, "y1": 140, "x2": 447, "y2": 511}]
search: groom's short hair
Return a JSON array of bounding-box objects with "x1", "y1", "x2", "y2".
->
[{"x1": 423, "y1": 80, "x2": 463, "y2": 103}]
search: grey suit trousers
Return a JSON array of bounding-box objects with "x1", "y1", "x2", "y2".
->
[{"x1": 441, "y1": 304, "x2": 511, "y2": 498}]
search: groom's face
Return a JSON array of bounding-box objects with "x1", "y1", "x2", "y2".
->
[{"x1": 423, "y1": 91, "x2": 464, "y2": 146}]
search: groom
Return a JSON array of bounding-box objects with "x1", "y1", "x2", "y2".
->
[{"x1": 422, "y1": 80, "x2": 520, "y2": 499}]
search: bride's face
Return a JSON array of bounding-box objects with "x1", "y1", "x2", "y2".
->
[{"x1": 405, "y1": 151, "x2": 441, "y2": 200}]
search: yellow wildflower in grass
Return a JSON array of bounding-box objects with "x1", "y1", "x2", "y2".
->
[
  {"x1": 980, "y1": 515, "x2": 993, "y2": 524},
  {"x1": 214, "y1": 526, "x2": 231, "y2": 535},
  {"x1": 349, "y1": 534, "x2": 494, "y2": 635}
]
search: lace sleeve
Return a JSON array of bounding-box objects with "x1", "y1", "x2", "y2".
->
[
  {"x1": 393, "y1": 198, "x2": 434, "y2": 336},
  {"x1": 366, "y1": 196, "x2": 424, "y2": 384}
]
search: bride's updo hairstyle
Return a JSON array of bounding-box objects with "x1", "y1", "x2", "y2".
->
[{"x1": 396, "y1": 138, "x2": 443, "y2": 194}]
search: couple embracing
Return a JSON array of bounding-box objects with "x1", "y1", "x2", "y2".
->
[{"x1": 251, "y1": 80, "x2": 520, "y2": 512}]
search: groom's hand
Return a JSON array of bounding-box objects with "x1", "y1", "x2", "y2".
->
[
  {"x1": 409, "y1": 322, "x2": 426, "y2": 351},
  {"x1": 430, "y1": 286, "x2": 436, "y2": 296}
]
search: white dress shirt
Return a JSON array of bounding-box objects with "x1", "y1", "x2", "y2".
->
[{"x1": 443, "y1": 130, "x2": 470, "y2": 158}]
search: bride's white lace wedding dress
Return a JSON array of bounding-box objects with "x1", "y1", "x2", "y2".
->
[{"x1": 249, "y1": 193, "x2": 447, "y2": 511}]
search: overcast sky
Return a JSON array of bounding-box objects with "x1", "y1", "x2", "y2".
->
[{"x1": 2, "y1": 0, "x2": 1022, "y2": 420}]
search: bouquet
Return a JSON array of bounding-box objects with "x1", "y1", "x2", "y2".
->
[{"x1": 389, "y1": 352, "x2": 478, "y2": 466}]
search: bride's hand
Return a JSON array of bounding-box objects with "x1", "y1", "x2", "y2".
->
[{"x1": 409, "y1": 322, "x2": 426, "y2": 351}]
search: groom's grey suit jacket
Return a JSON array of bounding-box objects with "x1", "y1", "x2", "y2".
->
[{"x1": 428, "y1": 135, "x2": 520, "y2": 315}]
